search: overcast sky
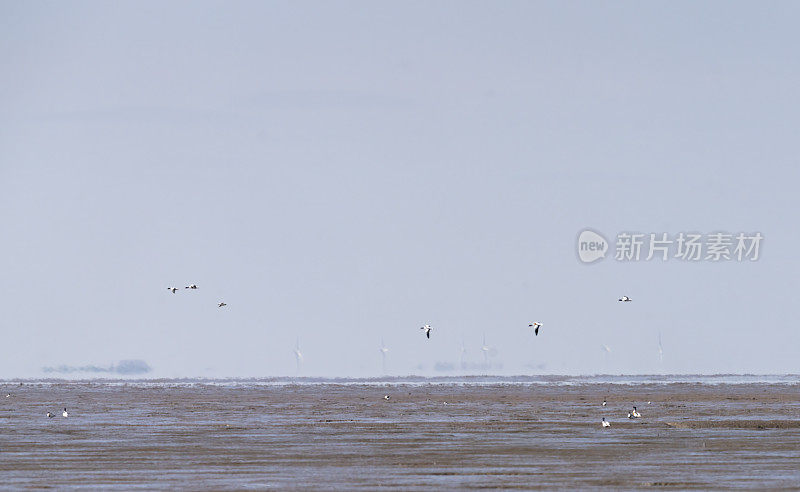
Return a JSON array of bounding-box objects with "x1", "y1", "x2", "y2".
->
[{"x1": 2, "y1": 1, "x2": 799, "y2": 378}]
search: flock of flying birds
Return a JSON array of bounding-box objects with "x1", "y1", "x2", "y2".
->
[
  {"x1": 165, "y1": 285, "x2": 633, "y2": 336},
  {"x1": 167, "y1": 284, "x2": 227, "y2": 308},
  {"x1": 164, "y1": 283, "x2": 634, "y2": 341},
  {"x1": 419, "y1": 296, "x2": 633, "y2": 340},
  {"x1": 164, "y1": 284, "x2": 638, "y2": 370}
]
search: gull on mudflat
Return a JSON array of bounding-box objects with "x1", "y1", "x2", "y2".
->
[
  {"x1": 528, "y1": 322, "x2": 542, "y2": 336},
  {"x1": 62, "y1": 408, "x2": 69, "y2": 418},
  {"x1": 420, "y1": 324, "x2": 432, "y2": 339},
  {"x1": 602, "y1": 418, "x2": 611, "y2": 428},
  {"x1": 618, "y1": 296, "x2": 632, "y2": 302},
  {"x1": 47, "y1": 412, "x2": 54, "y2": 418},
  {"x1": 383, "y1": 395, "x2": 390, "y2": 401},
  {"x1": 602, "y1": 399, "x2": 607, "y2": 407}
]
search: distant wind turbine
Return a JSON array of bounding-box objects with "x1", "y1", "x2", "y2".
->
[
  {"x1": 460, "y1": 338, "x2": 467, "y2": 369},
  {"x1": 294, "y1": 338, "x2": 303, "y2": 375},
  {"x1": 601, "y1": 344, "x2": 612, "y2": 371},
  {"x1": 481, "y1": 334, "x2": 490, "y2": 368},
  {"x1": 379, "y1": 338, "x2": 389, "y2": 374},
  {"x1": 658, "y1": 332, "x2": 663, "y2": 363}
]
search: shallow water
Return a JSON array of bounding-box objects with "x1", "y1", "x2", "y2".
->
[{"x1": 1, "y1": 379, "x2": 799, "y2": 489}]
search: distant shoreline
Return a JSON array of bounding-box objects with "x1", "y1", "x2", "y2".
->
[{"x1": 2, "y1": 374, "x2": 799, "y2": 386}]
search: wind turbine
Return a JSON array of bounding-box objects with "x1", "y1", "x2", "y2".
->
[
  {"x1": 481, "y1": 334, "x2": 490, "y2": 369},
  {"x1": 379, "y1": 338, "x2": 389, "y2": 374},
  {"x1": 294, "y1": 337, "x2": 303, "y2": 376},
  {"x1": 460, "y1": 337, "x2": 467, "y2": 370},
  {"x1": 601, "y1": 344, "x2": 611, "y2": 370},
  {"x1": 658, "y1": 332, "x2": 664, "y2": 363}
]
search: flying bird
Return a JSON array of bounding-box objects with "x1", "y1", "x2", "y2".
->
[
  {"x1": 529, "y1": 322, "x2": 542, "y2": 336},
  {"x1": 185, "y1": 284, "x2": 198, "y2": 290},
  {"x1": 618, "y1": 296, "x2": 632, "y2": 302},
  {"x1": 420, "y1": 324, "x2": 432, "y2": 339},
  {"x1": 602, "y1": 417, "x2": 611, "y2": 428},
  {"x1": 218, "y1": 302, "x2": 227, "y2": 308}
]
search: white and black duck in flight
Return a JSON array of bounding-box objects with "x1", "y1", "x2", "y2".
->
[
  {"x1": 529, "y1": 322, "x2": 542, "y2": 336},
  {"x1": 421, "y1": 324, "x2": 432, "y2": 339}
]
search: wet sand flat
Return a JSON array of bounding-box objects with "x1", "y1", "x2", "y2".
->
[{"x1": 1, "y1": 381, "x2": 799, "y2": 489}]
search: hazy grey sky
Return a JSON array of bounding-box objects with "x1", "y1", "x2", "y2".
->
[{"x1": 2, "y1": 1, "x2": 798, "y2": 377}]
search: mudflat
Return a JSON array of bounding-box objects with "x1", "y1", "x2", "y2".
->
[{"x1": 1, "y1": 380, "x2": 799, "y2": 489}]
